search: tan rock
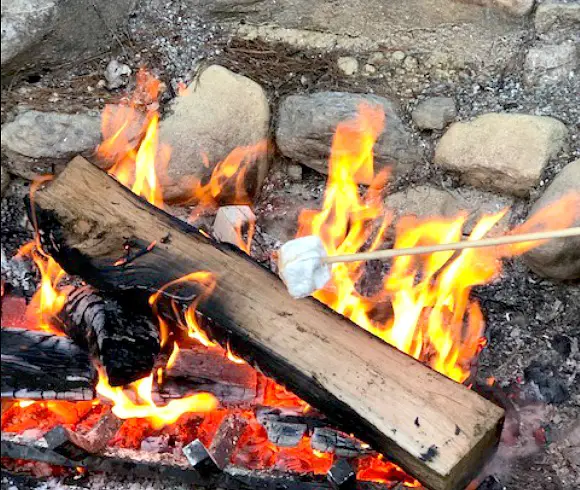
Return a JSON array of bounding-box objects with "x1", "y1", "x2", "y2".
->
[
  {"x1": 159, "y1": 65, "x2": 270, "y2": 204},
  {"x1": 535, "y1": 2, "x2": 580, "y2": 36},
  {"x1": 385, "y1": 185, "x2": 513, "y2": 234},
  {"x1": 337, "y1": 56, "x2": 359, "y2": 75},
  {"x1": 434, "y1": 113, "x2": 568, "y2": 196},
  {"x1": 523, "y1": 159, "x2": 580, "y2": 280}
]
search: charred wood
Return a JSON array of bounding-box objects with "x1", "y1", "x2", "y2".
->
[
  {"x1": 44, "y1": 411, "x2": 122, "y2": 461},
  {"x1": 1, "y1": 432, "x2": 395, "y2": 489},
  {"x1": 0, "y1": 327, "x2": 96, "y2": 401},
  {"x1": 58, "y1": 285, "x2": 160, "y2": 386},
  {"x1": 183, "y1": 414, "x2": 248, "y2": 474},
  {"x1": 31, "y1": 157, "x2": 504, "y2": 490}
]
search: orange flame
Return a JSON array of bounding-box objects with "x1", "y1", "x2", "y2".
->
[
  {"x1": 96, "y1": 368, "x2": 218, "y2": 429},
  {"x1": 149, "y1": 271, "x2": 218, "y2": 348},
  {"x1": 297, "y1": 103, "x2": 579, "y2": 383},
  {"x1": 98, "y1": 69, "x2": 169, "y2": 208},
  {"x1": 16, "y1": 242, "x2": 66, "y2": 335},
  {"x1": 226, "y1": 342, "x2": 246, "y2": 364}
]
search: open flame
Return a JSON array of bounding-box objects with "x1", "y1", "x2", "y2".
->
[
  {"x1": 297, "y1": 103, "x2": 579, "y2": 383},
  {"x1": 95, "y1": 368, "x2": 217, "y2": 430},
  {"x1": 5, "y1": 70, "x2": 578, "y2": 487},
  {"x1": 16, "y1": 243, "x2": 67, "y2": 335},
  {"x1": 98, "y1": 70, "x2": 168, "y2": 209},
  {"x1": 98, "y1": 69, "x2": 267, "y2": 217}
]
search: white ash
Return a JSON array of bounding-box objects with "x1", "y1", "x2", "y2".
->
[{"x1": 1, "y1": 248, "x2": 36, "y2": 295}]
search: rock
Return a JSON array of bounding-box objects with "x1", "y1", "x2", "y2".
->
[
  {"x1": 491, "y1": 0, "x2": 535, "y2": 17},
  {"x1": 286, "y1": 164, "x2": 303, "y2": 182},
  {"x1": 1, "y1": 111, "x2": 101, "y2": 159},
  {"x1": 412, "y1": 97, "x2": 456, "y2": 130},
  {"x1": 337, "y1": 56, "x2": 359, "y2": 75},
  {"x1": 225, "y1": 0, "x2": 529, "y2": 74},
  {"x1": 276, "y1": 92, "x2": 421, "y2": 182},
  {"x1": 363, "y1": 63, "x2": 377, "y2": 75},
  {"x1": 402, "y1": 56, "x2": 419, "y2": 71},
  {"x1": 1, "y1": 165, "x2": 10, "y2": 197},
  {"x1": 523, "y1": 159, "x2": 580, "y2": 280},
  {"x1": 1, "y1": 0, "x2": 136, "y2": 74},
  {"x1": 385, "y1": 185, "x2": 512, "y2": 234},
  {"x1": 535, "y1": 2, "x2": 580, "y2": 40},
  {"x1": 104, "y1": 60, "x2": 132, "y2": 90},
  {"x1": 524, "y1": 42, "x2": 578, "y2": 86},
  {"x1": 367, "y1": 52, "x2": 386, "y2": 66},
  {"x1": 434, "y1": 113, "x2": 568, "y2": 196},
  {"x1": 158, "y1": 65, "x2": 270, "y2": 203},
  {"x1": 212, "y1": 205, "x2": 256, "y2": 247},
  {"x1": 390, "y1": 51, "x2": 406, "y2": 65}
]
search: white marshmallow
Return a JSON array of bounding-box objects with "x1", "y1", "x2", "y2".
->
[{"x1": 278, "y1": 235, "x2": 332, "y2": 299}]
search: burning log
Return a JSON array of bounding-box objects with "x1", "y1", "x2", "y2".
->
[
  {"x1": 30, "y1": 156, "x2": 505, "y2": 490},
  {"x1": 0, "y1": 327, "x2": 96, "y2": 401},
  {"x1": 156, "y1": 344, "x2": 258, "y2": 406},
  {"x1": 58, "y1": 285, "x2": 160, "y2": 386}
]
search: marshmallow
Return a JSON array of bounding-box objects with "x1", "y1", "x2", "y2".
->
[{"x1": 278, "y1": 235, "x2": 332, "y2": 299}]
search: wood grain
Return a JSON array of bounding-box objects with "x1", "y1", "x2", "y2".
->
[{"x1": 32, "y1": 157, "x2": 505, "y2": 490}]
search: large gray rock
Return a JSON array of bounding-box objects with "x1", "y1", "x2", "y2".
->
[
  {"x1": 523, "y1": 159, "x2": 580, "y2": 280},
  {"x1": 412, "y1": 97, "x2": 456, "y2": 130},
  {"x1": 524, "y1": 42, "x2": 578, "y2": 86},
  {"x1": 535, "y1": 2, "x2": 580, "y2": 41},
  {"x1": 276, "y1": 92, "x2": 421, "y2": 182},
  {"x1": 1, "y1": 0, "x2": 136, "y2": 74},
  {"x1": 226, "y1": 0, "x2": 529, "y2": 73},
  {"x1": 159, "y1": 65, "x2": 270, "y2": 203},
  {"x1": 385, "y1": 185, "x2": 513, "y2": 234},
  {"x1": 1, "y1": 111, "x2": 101, "y2": 159},
  {"x1": 434, "y1": 113, "x2": 568, "y2": 196}
]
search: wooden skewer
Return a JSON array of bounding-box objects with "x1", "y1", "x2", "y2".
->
[{"x1": 324, "y1": 227, "x2": 580, "y2": 265}]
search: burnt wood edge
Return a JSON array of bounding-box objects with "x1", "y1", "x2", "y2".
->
[
  {"x1": 1, "y1": 435, "x2": 393, "y2": 490},
  {"x1": 28, "y1": 159, "x2": 505, "y2": 489},
  {"x1": 0, "y1": 327, "x2": 97, "y2": 399}
]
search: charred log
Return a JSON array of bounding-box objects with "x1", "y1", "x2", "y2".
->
[
  {"x1": 58, "y1": 285, "x2": 160, "y2": 386},
  {"x1": 44, "y1": 410, "x2": 122, "y2": 461},
  {"x1": 30, "y1": 157, "x2": 505, "y2": 490},
  {"x1": 0, "y1": 327, "x2": 96, "y2": 401}
]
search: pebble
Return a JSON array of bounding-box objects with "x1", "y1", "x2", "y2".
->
[{"x1": 337, "y1": 56, "x2": 359, "y2": 75}]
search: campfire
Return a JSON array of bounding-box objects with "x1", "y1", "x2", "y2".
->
[{"x1": 1, "y1": 70, "x2": 578, "y2": 490}]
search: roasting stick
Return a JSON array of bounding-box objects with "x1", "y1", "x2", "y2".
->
[
  {"x1": 278, "y1": 227, "x2": 580, "y2": 298},
  {"x1": 324, "y1": 226, "x2": 580, "y2": 264}
]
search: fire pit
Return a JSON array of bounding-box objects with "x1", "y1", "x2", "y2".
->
[{"x1": 2, "y1": 7, "x2": 579, "y2": 488}]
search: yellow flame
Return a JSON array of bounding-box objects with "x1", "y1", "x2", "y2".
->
[
  {"x1": 96, "y1": 368, "x2": 218, "y2": 429},
  {"x1": 296, "y1": 103, "x2": 580, "y2": 383},
  {"x1": 16, "y1": 242, "x2": 67, "y2": 335}
]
